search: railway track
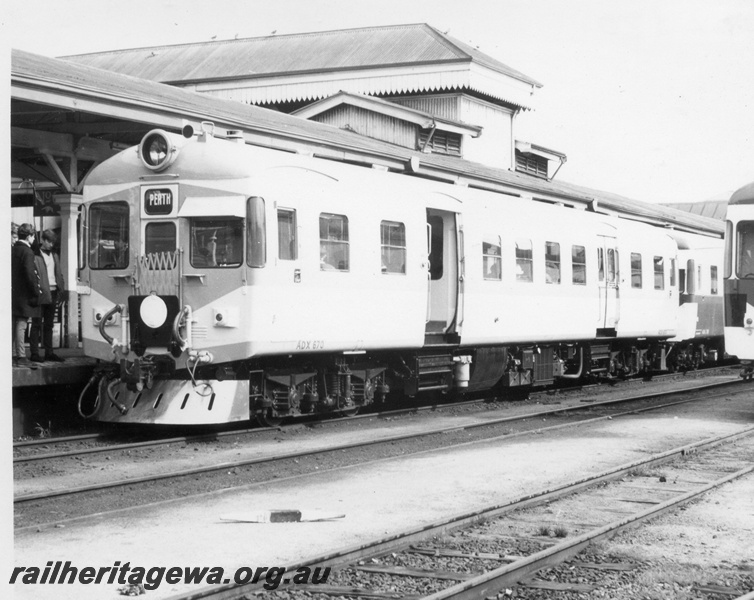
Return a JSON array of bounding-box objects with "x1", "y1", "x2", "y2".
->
[
  {"x1": 14, "y1": 376, "x2": 745, "y2": 528},
  {"x1": 14, "y1": 365, "x2": 739, "y2": 459},
  {"x1": 159, "y1": 426, "x2": 754, "y2": 600},
  {"x1": 12, "y1": 398, "x2": 486, "y2": 463}
]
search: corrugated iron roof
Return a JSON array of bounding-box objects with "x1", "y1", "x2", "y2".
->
[
  {"x1": 12, "y1": 49, "x2": 721, "y2": 238},
  {"x1": 61, "y1": 23, "x2": 541, "y2": 88},
  {"x1": 661, "y1": 201, "x2": 728, "y2": 220}
]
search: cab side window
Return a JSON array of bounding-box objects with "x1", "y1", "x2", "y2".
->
[{"x1": 278, "y1": 209, "x2": 297, "y2": 260}]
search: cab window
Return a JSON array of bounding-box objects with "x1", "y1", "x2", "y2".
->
[
  {"x1": 144, "y1": 222, "x2": 176, "y2": 269},
  {"x1": 89, "y1": 201, "x2": 129, "y2": 270},
  {"x1": 190, "y1": 218, "x2": 244, "y2": 268}
]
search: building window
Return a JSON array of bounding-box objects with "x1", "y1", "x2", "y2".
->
[
  {"x1": 654, "y1": 256, "x2": 665, "y2": 290},
  {"x1": 631, "y1": 253, "x2": 643, "y2": 288},
  {"x1": 545, "y1": 241, "x2": 560, "y2": 284},
  {"x1": 419, "y1": 130, "x2": 462, "y2": 156},
  {"x1": 381, "y1": 220, "x2": 406, "y2": 274},
  {"x1": 515, "y1": 150, "x2": 548, "y2": 178},
  {"x1": 711, "y1": 265, "x2": 718, "y2": 294},
  {"x1": 572, "y1": 245, "x2": 586, "y2": 285},
  {"x1": 320, "y1": 213, "x2": 349, "y2": 271},
  {"x1": 483, "y1": 236, "x2": 502, "y2": 280},
  {"x1": 278, "y1": 209, "x2": 297, "y2": 260},
  {"x1": 516, "y1": 239, "x2": 533, "y2": 282}
]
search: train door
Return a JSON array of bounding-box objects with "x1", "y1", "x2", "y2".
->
[
  {"x1": 425, "y1": 208, "x2": 460, "y2": 343},
  {"x1": 139, "y1": 185, "x2": 181, "y2": 298},
  {"x1": 597, "y1": 234, "x2": 620, "y2": 334}
]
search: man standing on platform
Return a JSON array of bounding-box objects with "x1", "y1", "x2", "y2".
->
[
  {"x1": 30, "y1": 229, "x2": 66, "y2": 363},
  {"x1": 11, "y1": 223, "x2": 40, "y2": 369}
]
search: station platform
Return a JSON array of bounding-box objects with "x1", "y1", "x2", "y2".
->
[
  {"x1": 12, "y1": 348, "x2": 98, "y2": 388},
  {"x1": 12, "y1": 348, "x2": 100, "y2": 438}
]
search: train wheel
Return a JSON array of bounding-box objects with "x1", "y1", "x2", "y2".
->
[
  {"x1": 340, "y1": 406, "x2": 360, "y2": 417},
  {"x1": 256, "y1": 409, "x2": 283, "y2": 428}
]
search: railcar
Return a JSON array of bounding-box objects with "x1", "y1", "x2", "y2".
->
[
  {"x1": 79, "y1": 126, "x2": 724, "y2": 426},
  {"x1": 723, "y1": 181, "x2": 754, "y2": 379}
]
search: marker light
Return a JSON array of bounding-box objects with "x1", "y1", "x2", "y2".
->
[{"x1": 140, "y1": 295, "x2": 168, "y2": 329}]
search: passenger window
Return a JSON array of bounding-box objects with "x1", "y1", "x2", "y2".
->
[
  {"x1": 320, "y1": 213, "x2": 349, "y2": 271},
  {"x1": 515, "y1": 239, "x2": 533, "y2": 282},
  {"x1": 631, "y1": 253, "x2": 642, "y2": 288},
  {"x1": 191, "y1": 218, "x2": 244, "y2": 268},
  {"x1": 654, "y1": 256, "x2": 664, "y2": 290},
  {"x1": 247, "y1": 196, "x2": 266, "y2": 268},
  {"x1": 483, "y1": 236, "x2": 502, "y2": 280},
  {"x1": 597, "y1": 248, "x2": 605, "y2": 282},
  {"x1": 572, "y1": 245, "x2": 586, "y2": 285},
  {"x1": 545, "y1": 241, "x2": 560, "y2": 284},
  {"x1": 381, "y1": 220, "x2": 406, "y2": 274},
  {"x1": 670, "y1": 258, "x2": 677, "y2": 287},
  {"x1": 607, "y1": 248, "x2": 617, "y2": 284},
  {"x1": 710, "y1": 266, "x2": 718, "y2": 294},
  {"x1": 277, "y1": 209, "x2": 297, "y2": 260}
]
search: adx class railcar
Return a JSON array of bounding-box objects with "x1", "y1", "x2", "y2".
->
[
  {"x1": 79, "y1": 125, "x2": 724, "y2": 425},
  {"x1": 724, "y1": 181, "x2": 754, "y2": 379}
]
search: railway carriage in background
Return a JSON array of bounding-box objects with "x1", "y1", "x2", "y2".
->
[
  {"x1": 724, "y1": 181, "x2": 754, "y2": 378},
  {"x1": 79, "y1": 126, "x2": 725, "y2": 426}
]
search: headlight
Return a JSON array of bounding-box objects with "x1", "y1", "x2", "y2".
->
[{"x1": 139, "y1": 130, "x2": 178, "y2": 172}]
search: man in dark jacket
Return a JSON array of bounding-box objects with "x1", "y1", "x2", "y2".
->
[
  {"x1": 12, "y1": 223, "x2": 41, "y2": 369},
  {"x1": 29, "y1": 230, "x2": 66, "y2": 362}
]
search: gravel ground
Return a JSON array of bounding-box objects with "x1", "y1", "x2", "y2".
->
[{"x1": 10, "y1": 373, "x2": 754, "y2": 600}]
